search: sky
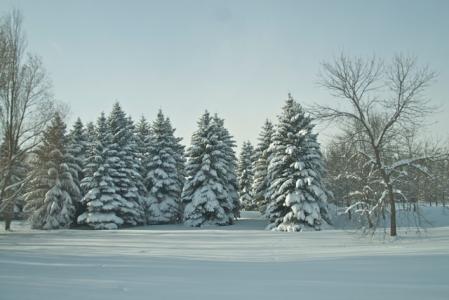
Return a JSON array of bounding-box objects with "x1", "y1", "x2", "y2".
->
[{"x1": 0, "y1": 0, "x2": 448, "y2": 148}]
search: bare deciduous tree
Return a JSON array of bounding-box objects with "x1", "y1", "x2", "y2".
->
[
  {"x1": 313, "y1": 53, "x2": 437, "y2": 236},
  {"x1": 0, "y1": 10, "x2": 55, "y2": 230}
]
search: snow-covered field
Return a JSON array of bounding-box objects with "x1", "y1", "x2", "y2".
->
[{"x1": 1, "y1": 209, "x2": 449, "y2": 300}]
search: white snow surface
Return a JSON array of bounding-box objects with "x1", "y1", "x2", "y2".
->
[{"x1": 1, "y1": 208, "x2": 449, "y2": 300}]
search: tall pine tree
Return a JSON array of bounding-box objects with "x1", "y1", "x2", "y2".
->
[
  {"x1": 126, "y1": 115, "x2": 148, "y2": 211},
  {"x1": 68, "y1": 117, "x2": 88, "y2": 219},
  {"x1": 182, "y1": 111, "x2": 235, "y2": 226},
  {"x1": 167, "y1": 117, "x2": 187, "y2": 195},
  {"x1": 24, "y1": 113, "x2": 81, "y2": 229},
  {"x1": 77, "y1": 113, "x2": 126, "y2": 229},
  {"x1": 266, "y1": 94, "x2": 329, "y2": 231},
  {"x1": 237, "y1": 141, "x2": 255, "y2": 210},
  {"x1": 213, "y1": 115, "x2": 240, "y2": 219},
  {"x1": 134, "y1": 116, "x2": 151, "y2": 178},
  {"x1": 107, "y1": 103, "x2": 145, "y2": 225},
  {"x1": 252, "y1": 120, "x2": 274, "y2": 212},
  {"x1": 145, "y1": 110, "x2": 185, "y2": 224}
]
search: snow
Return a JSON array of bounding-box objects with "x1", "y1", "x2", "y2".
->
[{"x1": 1, "y1": 209, "x2": 449, "y2": 300}]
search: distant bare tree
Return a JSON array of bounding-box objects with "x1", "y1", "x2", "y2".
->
[
  {"x1": 0, "y1": 10, "x2": 55, "y2": 230},
  {"x1": 313, "y1": 53, "x2": 437, "y2": 236}
]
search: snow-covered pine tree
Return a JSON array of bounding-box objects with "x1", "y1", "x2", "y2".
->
[
  {"x1": 24, "y1": 113, "x2": 81, "y2": 229},
  {"x1": 135, "y1": 116, "x2": 151, "y2": 176},
  {"x1": 68, "y1": 117, "x2": 88, "y2": 219},
  {"x1": 213, "y1": 115, "x2": 240, "y2": 219},
  {"x1": 145, "y1": 110, "x2": 185, "y2": 224},
  {"x1": 107, "y1": 103, "x2": 145, "y2": 225},
  {"x1": 182, "y1": 111, "x2": 235, "y2": 226},
  {"x1": 251, "y1": 120, "x2": 274, "y2": 213},
  {"x1": 134, "y1": 116, "x2": 152, "y2": 216},
  {"x1": 77, "y1": 113, "x2": 125, "y2": 229},
  {"x1": 166, "y1": 117, "x2": 186, "y2": 194},
  {"x1": 266, "y1": 94, "x2": 329, "y2": 232},
  {"x1": 69, "y1": 118, "x2": 88, "y2": 162},
  {"x1": 126, "y1": 115, "x2": 148, "y2": 212},
  {"x1": 164, "y1": 116, "x2": 186, "y2": 219},
  {"x1": 237, "y1": 141, "x2": 255, "y2": 210}
]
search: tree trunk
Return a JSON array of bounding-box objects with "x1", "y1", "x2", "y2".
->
[
  {"x1": 2, "y1": 190, "x2": 14, "y2": 231},
  {"x1": 1, "y1": 171, "x2": 13, "y2": 231},
  {"x1": 346, "y1": 199, "x2": 352, "y2": 220},
  {"x1": 388, "y1": 185, "x2": 397, "y2": 236},
  {"x1": 4, "y1": 205, "x2": 13, "y2": 231},
  {"x1": 366, "y1": 212, "x2": 373, "y2": 229}
]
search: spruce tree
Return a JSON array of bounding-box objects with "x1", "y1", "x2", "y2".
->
[
  {"x1": 126, "y1": 115, "x2": 148, "y2": 210},
  {"x1": 135, "y1": 116, "x2": 151, "y2": 176},
  {"x1": 213, "y1": 115, "x2": 240, "y2": 219},
  {"x1": 68, "y1": 117, "x2": 88, "y2": 219},
  {"x1": 134, "y1": 116, "x2": 152, "y2": 215},
  {"x1": 77, "y1": 113, "x2": 125, "y2": 229},
  {"x1": 266, "y1": 94, "x2": 329, "y2": 231},
  {"x1": 107, "y1": 103, "x2": 145, "y2": 225},
  {"x1": 237, "y1": 141, "x2": 255, "y2": 210},
  {"x1": 252, "y1": 120, "x2": 274, "y2": 212},
  {"x1": 24, "y1": 113, "x2": 81, "y2": 229},
  {"x1": 69, "y1": 118, "x2": 88, "y2": 164},
  {"x1": 168, "y1": 117, "x2": 187, "y2": 193},
  {"x1": 145, "y1": 110, "x2": 185, "y2": 224},
  {"x1": 182, "y1": 111, "x2": 234, "y2": 226}
]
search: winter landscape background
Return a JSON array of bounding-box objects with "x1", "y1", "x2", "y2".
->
[{"x1": 1, "y1": 1, "x2": 449, "y2": 299}]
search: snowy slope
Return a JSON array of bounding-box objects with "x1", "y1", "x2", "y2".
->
[{"x1": 1, "y1": 209, "x2": 449, "y2": 300}]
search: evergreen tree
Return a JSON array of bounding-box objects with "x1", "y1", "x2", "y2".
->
[
  {"x1": 251, "y1": 120, "x2": 274, "y2": 212},
  {"x1": 134, "y1": 116, "x2": 152, "y2": 215},
  {"x1": 107, "y1": 103, "x2": 145, "y2": 225},
  {"x1": 24, "y1": 113, "x2": 81, "y2": 229},
  {"x1": 167, "y1": 117, "x2": 187, "y2": 193},
  {"x1": 164, "y1": 116, "x2": 186, "y2": 219},
  {"x1": 145, "y1": 110, "x2": 185, "y2": 224},
  {"x1": 77, "y1": 113, "x2": 125, "y2": 229},
  {"x1": 68, "y1": 117, "x2": 88, "y2": 218},
  {"x1": 135, "y1": 116, "x2": 151, "y2": 176},
  {"x1": 237, "y1": 141, "x2": 255, "y2": 210},
  {"x1": 182, "y1": 111, "x2": 235, "y2": 226},
  {"x1": 266, "y1": 95, "x2": 329, "y2": 231},
  {"x1": 213, "y1": 115, "x2": 240, "y2": 219},
  {"x1": 126, "y1": 115, "x2": 148, "y2": 209}
]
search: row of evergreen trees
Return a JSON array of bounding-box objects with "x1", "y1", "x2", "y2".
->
[
  {"x1": 23, "y1": 103, "x2": 187, "y2": 229},
  {"x1": 22, "y1": 95, "x2": 329, "y2": 231}
]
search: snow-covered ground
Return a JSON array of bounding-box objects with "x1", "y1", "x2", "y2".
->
[{"x1": 1, "y1": 208, "x2": 449, "y2": 300}]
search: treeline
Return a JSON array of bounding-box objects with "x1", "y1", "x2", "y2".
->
[
  {"x1": 23, "y1": 104, "x2": 185, "y2": 229},
  {"x1": 13, "y1": 94, "x2": 329, "y2": 231}
]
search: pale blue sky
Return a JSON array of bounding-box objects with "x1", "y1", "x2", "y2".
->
[{"x1": 1, "y1": 0, "x2": 448, "y2": 146}]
